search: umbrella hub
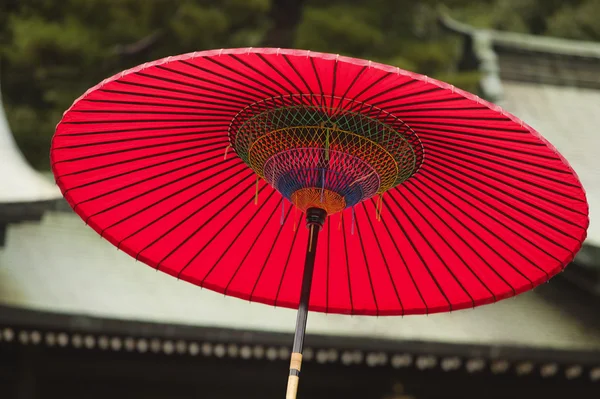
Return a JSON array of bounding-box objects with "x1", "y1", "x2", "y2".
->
[{"x1": 229, "y1": 96, "x2": 423, "y2": 215}]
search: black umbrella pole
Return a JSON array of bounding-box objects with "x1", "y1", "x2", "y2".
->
[{"x1": 286, "y1": 208, "x2": 326, "y2": 399}]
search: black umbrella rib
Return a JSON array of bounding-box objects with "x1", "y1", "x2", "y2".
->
[
  {"x1": 422, "y1": 138, "x2": 571, "y2": 175},
  {"x1": 329, "y1": 59, "x2": 338, "y2": 110},
  {"x1": 71, "y1": 109, "x2": 232, "y2": 117},
  {"x1": 360, "y1": 202, "x2": 404, "y2": 314},
  {"x1": 176, "y1": 186, "x2": 273, "y2": 277},
  {"x1": 201, "y1": 188, "x2": 277, "y2": 285},
  {"x1": 385, "y1": 96, "x2": 464, "y2": 110},
  {"x1": 413, "y1": 126, "x2": 544, "y2": 146},
  {"x1": 256, "y1": 53, "x2": 303, "y2": 96},
  {"x1": 420, "y1": 133, "x2": 559, "y2": 160},
  {"x1": 413, "y1": 120, "x2": 527, "y2": 134},
  {"x1": 369, "y1": 87, "x2": 445, "y2": 109},
  {"x1": 116, "y1": 79, "x2": 248, "y2": 106},
  {"x1": 340, "y1": 213, "x2": 355, "y2": 315},
  {"x1": 156, "y1": 64, "x2": 267, "y2": 102},
  {"x1": 423, "y1": 169, "x2": 559, "y2": 275},
  {"x1": 310, "y1": 56, "x2": 325, "y2": 108},
  {"x1": 103, "y1": 160, "x2": 243, "y2": 236},
  {"x1": 136, "y1": 70, "x2": 257, "y2": 104},
  {"x1": 411, "y1": 176, "x2": 537, "y2": 286},
  {"x1": 77, "y1": 151, "x2": 233, "y2": 208},
  {"x1": 281, "y1": 55, "x2": 313, "y2": 96},
  {"x1": 83, "y1": 157, "x2": 240, "y2": 219},
  {"x1": 429, "y1": 150, "x2": 586, "y2": 214},
  {"x1": 405, "y1": 180, "x2": 517, "y2": 295},
  {"x1": 229, "y1": 54, "x2": 294, "y2": 99},
  {"x1": 422, "y1": 139, "x2": 579, "y2": 185},
  {"x1": 62, "y1": 118, "x2": 230, "y2": 125},
  {"x1": 354, "y1": 209, "x2": 380, "y2": 315},
  {"x1": 120, "y1": 169, "x2": 251, "y2": 253},
  {"x1": 62, "y1": 145, "x2": 228, "y2": 192},
  {"x1": 394, "y1": 188, "x2": 496, "y2": 302},
  {"x1": 54, "y1": 137, "x2": 227, "y2": 164},
  {"x1": 98, "y1": 88, "x2": 242, "y2": 111},
  {"x1": 205, "y1": 56, "x2": 281, "y2": 97},
  {"x1": 57, "y1": 122, "x2": 226, "y2": 137},
  {"x1": 382, "y1": 198, "x2": 453, "y2": 311},
  {"x1": 55, "y1": 142, "x2": 226, "y2": 176},
  {"x1": 156, "y1": 176, "x2": 260, "y2": 271},
  {"x1": 54, "y1": 131, "x2": 225, "y2": 150},
  {"x1": 224, "y1": 196, "x2": 282, "y2": 295},
  {"x1": 274, "y1": 216, "x2": 302, "y2": 307},
  {"x1": 426, "y1": 159, "x2": 584, "y2": 236},
  {"x1": 387, "y1": 190, "x2": 476, "y2": 308},
  {"x1": 335, "y1": 65, "x2": 367, "y2": 114},
  {"x1": 345, "y1": 72, "x2": 394, "y2": 109},
  {"x1": 83, "y1": 97, "x2": 239, "y2": 113},
  {"x1": 377, "y1": 205, "x2": 428, "y2": 313},
  {"x1": 249, "y1": 204, "x2": 293, "y2": 301}
]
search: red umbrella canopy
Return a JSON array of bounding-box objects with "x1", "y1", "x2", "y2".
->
[{"x1": 51, "y1": 48, "x2": 588, "y2": 316}]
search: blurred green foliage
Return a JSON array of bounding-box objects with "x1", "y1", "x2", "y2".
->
[{"x1": 0, "y1": 0, "x2": 598, "y2": 168}]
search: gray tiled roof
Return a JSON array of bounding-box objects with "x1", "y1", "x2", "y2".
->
[{"x1": 1, "y1": 211, "x2": 599, "y2": 350}]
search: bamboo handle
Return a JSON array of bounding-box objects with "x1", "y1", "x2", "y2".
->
[{"x1": 286, "y1": 353, "x2": 303, "y2": 399}]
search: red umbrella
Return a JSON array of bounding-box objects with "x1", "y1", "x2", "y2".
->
[{"x1": 51, "y1": 48, "x2": 588, "y2": 398}]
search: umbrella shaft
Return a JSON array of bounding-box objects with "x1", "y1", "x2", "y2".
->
[{"x1": 287, "y1": 208, "x2": 325, "y2": 399}]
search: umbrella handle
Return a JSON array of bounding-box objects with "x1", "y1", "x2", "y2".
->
[{"x1": 286, "y1": 353, "x2": 303, "y2": 399}]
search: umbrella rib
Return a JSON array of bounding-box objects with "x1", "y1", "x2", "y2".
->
[
  {"x1": 76, "y1": 152, "x2": 235, "y2": 210},
  {"x1": 412, "y1": 176, "x2": 537, "y2": 285},
  {"x1": 387, "y1": 190, "x2": 476, "y2": 307},
  {"x1": 122, "y1": 169, "x2": 252, "y2": 255},
  {"x1": 394, "y1": 188, "x2": 497, "y2": 302},
  {"x1": 382, "y1": 198, "x2": 453, "y2": 311},
  {"x1": 149, "y1": 173, "x2": 256, "y2": 268},
  {"x1": 103, "y1": 160, "x2": 243, "y2": 237},
  {"x1": 368, "y1": 87, "x2": 444, "y2": 109},
  {"x1": 249, "y1": 204, "x2": 293, "y2": 301},
  {"x1": 282, "y1": 54, "x2": 314, "y2": 95},
  {"x1": 83, "y1": 97, "x2": 239, "y2": 112},
  {"x1": 156, "y1": 64, "x2": 268, "y2": 102},
  {"x1": 229, "y1": 54, "x2": 295, "y2": 98},
  {"x1": 204, "y1": 56, "x2": 281, "y2": 97},
  {"x1": 57, "y1": 122, "x2": 226, "y2": 137},
  {"x1": 274, "y1": 216, "x2": 302, "y2": 307},
  {"x1": 402, "y1": 115, "x2": 510, "y2": 122},
  {"x1": 137, "y1": 70, "x2": 258, "y2": 104},
  {"x1": 224, "y1": 196, "x2": 282, "y2": 295},
  {"x1": 54, "y1": 131, "x2": 225, "y2": 150},
  {"x1": 385, "y1": 96, "x2": 464, "y2": 110},
  {"x1": 55, "y1": 142, "x2": 227, "y2": 177},
  {"x1": 423, "y1": 138, "x2": 571, "y2": 175},
  {"x1": 378, "y1": 207, "x2": 429, "y2": 313},
  {"x1": 116, "y1": 79, "x2": 248, "y2": 106},
  {"x1": 360, "y1": 79, "x2": 421, "y2": 106},
  {"x1": 345, "y1": 72, "x2": 394, "y2": 108},
  {"x1": 414, "y1": 126, "x2": 545, "y2": 146},
  {"x1": 335, "y1": 66, "x2": 367, "y2": 114},
  {"x1": 361, "y1": 201, "x2": 404, "y2": 314},
  {"x1": 62, "y1": 118, "x2": 231, "y2": 125},
  {"x1": 53, "y1": 137, "x2": 227, "y2": 164},
  {"x1": 419, "y1": 133, "x2": 560, "y2": 160},
  {"x1": 422, "y1": 170, "x2": 558, "y2": 276},
  {"x1": 405, "y1": 180, "x2": 517, "y2": 295},
  {"x1": 256, "y1": 53, "x2": 303, "y2": 95},
  {"x1": 354, "y1": 208, "x2": 381, "y2": 316},
  {"x1": 422, "y1": 139, "x2": 580, "y2": 185},
  {"x1": 309, "y1": 56, "x2": 325, "y2": 108},
  {"x1": 62, "y1": 146, "x2": 228, "y2": 193},
  {"x1": 70, "y1": 109, "x2": 232, "y2": 116},
  {"x1": 98, "y1": 88, "x2": 242, "y2": 111},
  {"x1": 425, "y1": 159, "x2": 583, "y2": 238},
  {"x1": 340, "y1": 213, "x2": 355, "y2": 314},
  {"x1": 411, "y1": 120, "x2": 526, "y2": 134},
  {"x1": 429, "y1": 150, "x2": 586, "y2": 215},
  {"x1": 200, "y1": 187, "x2": 277, "y2": 285},
  {"x1": 178, "y1": 185, "x2": 275, "y2": 279},
  {"x1": 329, "y1": 59, "x2": 338, "y2": 110}
]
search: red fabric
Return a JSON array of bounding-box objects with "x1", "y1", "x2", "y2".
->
[{"x1": 51, "y1": 48, "x2": 588, "y2": 315}]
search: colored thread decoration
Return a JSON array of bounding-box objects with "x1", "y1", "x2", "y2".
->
[{"x1": 229, "y1": 95, "x2": 423, "y2": 215}]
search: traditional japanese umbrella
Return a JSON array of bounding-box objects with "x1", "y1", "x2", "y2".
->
[{"x1": 50, "y1": 48, "x2": 588, "y2": 398}]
